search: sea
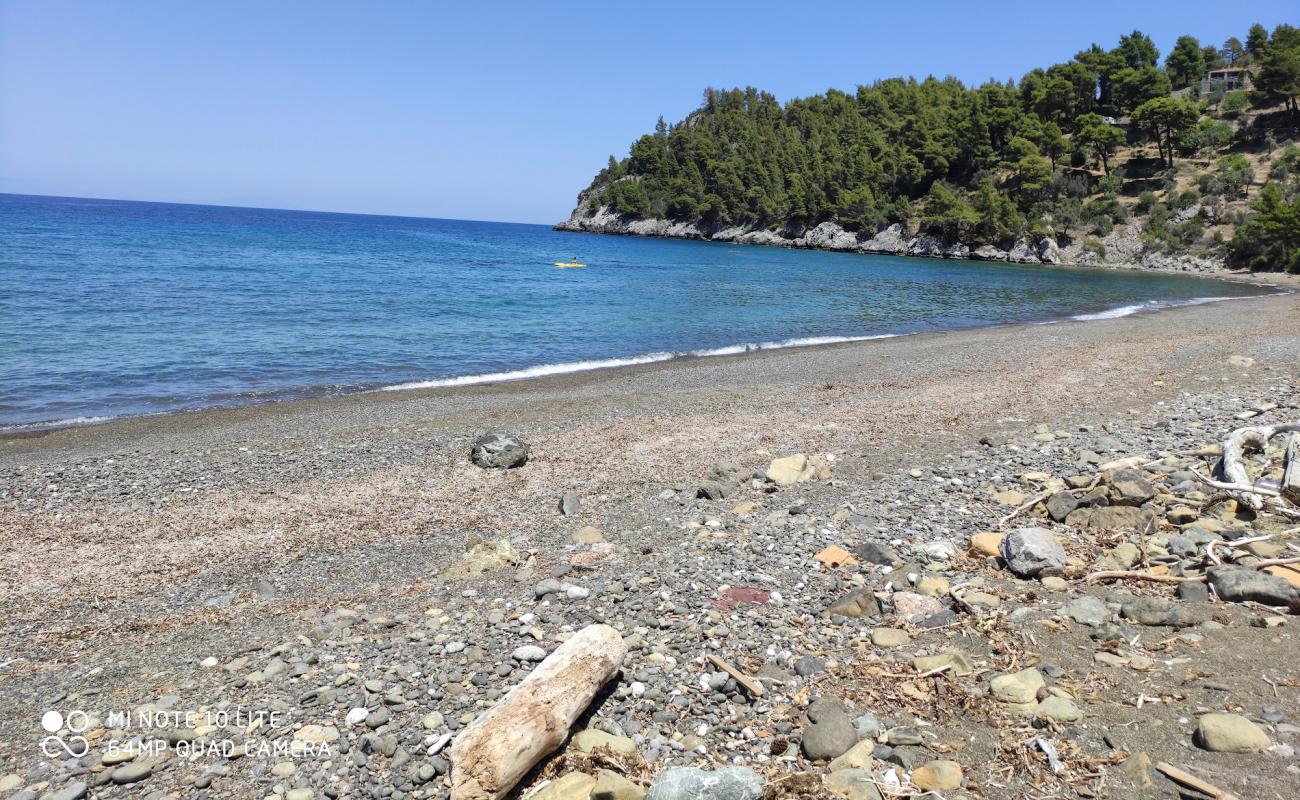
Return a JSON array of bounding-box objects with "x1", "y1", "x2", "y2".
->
[{"x1": 0, "y1": 193, "x2": 1277, "y2": 430}]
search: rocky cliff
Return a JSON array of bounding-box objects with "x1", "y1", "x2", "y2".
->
[{"x1": 555, "y1": 199, "x2": 1229, "y2": 273}]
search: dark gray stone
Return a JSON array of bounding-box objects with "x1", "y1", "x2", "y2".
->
[
  {"x1": 1000, "y1": 527, "x2": 1066, "y2": 578},
  {"x1": 1208, "y1": 566, "x2": 1298, "y2": 606},
  {"x1": 470, "y1": 433, "x2": 530, "y2": 469}
]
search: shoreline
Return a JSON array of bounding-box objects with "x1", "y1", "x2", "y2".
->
[
  {"x1": 4, "y1": 269, "x2": 1293, "y2": 439},
  {"x1": 2, "y1": 288, "x2": 1299, "y2": 797}
]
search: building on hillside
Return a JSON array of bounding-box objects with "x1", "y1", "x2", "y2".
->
[{"x1": 1201, "y1": 67, "x2": 1250, "y2": 94}]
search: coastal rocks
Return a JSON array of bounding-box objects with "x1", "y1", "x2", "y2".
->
[
  {"x1": 802, "y1": 698, "x2": 857, "y2": 760},
  {"x1": 1195, "y1": 713, "x2": 1271, "y2": 753},
  {"x1": 1207, "y1": 566, "x2": 1298, "y2": 606},
  {"x1": 991, "y1": 668, "x2": 1045, "y2": 704},
  {"x1": 1037, "y1": 237, "x2": 1061, "y2": 264},
  {"x1": 471, "y1": 433, "x2": 530, "y2": 469},
  {"x1": 999, "y1": 527, "x2": 1066, "y2": 578},
  {"x1": 1007, "y1": 239, "x2": 1040, "y2": 263},
  {"x1": 592, "y1": 770, "x2": 646, "y2": 800},
  {"x1": 764, "y1": 453, "x2": 830, "y2": 485},
  {"x1": 644, "y1": 767, "x2": 764, "y2": 800},
  {"x1": 1121, "y1": 596, "x2": 1208, "y2": 628},
  {"x1": 443, "y1": 538, "x2": 519, "y2": 577},
  {"x1": 911, "y1": 761, "x2": 963, "y2": 792},
  {"x1": 970, "y1": 244, "x2": 1009, "y2": 261},
  {"x1": 860, "y1": 224, "x2": 908, "y2": 254},
  {"x1": 534, "y1": 772, "x2": 598, "y2": 800},
  {"x1": 800, "y1": 222, "x2": 860, "y2": 250}
]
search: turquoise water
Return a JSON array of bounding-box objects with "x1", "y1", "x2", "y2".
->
[{"x1": 0, "y1": 194, "x2": 1274, "y2": 429}]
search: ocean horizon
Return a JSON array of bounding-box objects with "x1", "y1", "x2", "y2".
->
[{"x1": 0, "y1": 192, "x2": 1276, "y2": 430}]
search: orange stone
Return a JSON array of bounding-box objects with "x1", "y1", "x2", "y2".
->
[
  {"x1": 813, "y1": 545, "x2": 858, "y2": 569},
  {"x1": 969, "y1": 532, "x2": 1003, "y2": 557},
  {"x1": 1265, "y1": 564, "x2": 1300, "y2": 589}
]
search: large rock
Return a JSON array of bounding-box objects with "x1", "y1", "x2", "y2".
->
[
  {"x1": 970, "y1": 245, "x2": 1009, "y2": 261},
  {"x1": 644, "y1": 767, "x2": 764, "y2": 800},
  {"x1": 470, "y1": 433, "x2": 530, "y2": 469},
  {"x1": 860, "y1": 224, "x2": 909, "y2": 254},
  {"x1": 801, "y1": 698, "x2": 857, "y2": 760},
  {"x1": 1108, "y1": 468, "x2": 1157, "y2": 505},
  {"x1": 999, "y1": 527, "x2": 1066, "y2": 578},
  {"x1": 1007, "y1": 239, "x2": 1039, "y2": 263},
  {"x1": 1207, "y1": 566, "x2": 1298, "y2": 606},
  {"x1": 1121, "y1": 597, "x2": 1208, "y2": 628},
  {"x1": 800, "y1": 221, "x2": 860, "y2": 250},
  {"x1": 1037, "y1": 237, "x2": 1061, "y2": 264},
  {"x1": 764, "y1": 454, "x2": 830, "y2": 485},
  {"x1": 911, "y1": 761, "x2": 963, "y2": 792},
  {"x1": 1195, "y1": 713, "x2": 1271, "y2": 753},
  {"x1": 1066, "y1": 506, "x2": 1156, "y2": 533}
]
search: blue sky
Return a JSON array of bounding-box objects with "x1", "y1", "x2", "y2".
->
[{"x1": 1, "y1": 1, "x2": 1293, "y2": 224}]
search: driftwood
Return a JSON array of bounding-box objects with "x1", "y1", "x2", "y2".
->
[
  {"x1": 1154, "y1": 761, "x2": 1241, "y2": 800},
  {"x1": 1220, "y1": 423, "x2": 1300, "y2": 509},
  {"x1": 706, "y1": 654, "x2": 764, "y2": 697},
  {"x1": 449, "y1": 624, "x2": 627, "y2": 800},
  {"x1": 1284, "y1": 433, "x2": 1300, "y2": 506}
]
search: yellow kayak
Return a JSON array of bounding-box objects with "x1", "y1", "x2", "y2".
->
[{"x1": 554, "y1": 262, "x2": 587, "y2": 268}]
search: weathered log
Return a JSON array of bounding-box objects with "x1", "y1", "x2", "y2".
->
[
  {"x1": 449, "y1": 624, "x2": 626, "y2": 800},
  {"x1": 1284, "y1": 433, "x2": 1300, "y2": 506},
  {"x1": 1221, "y1": 424, "x2": 1300, "y2": 509}
]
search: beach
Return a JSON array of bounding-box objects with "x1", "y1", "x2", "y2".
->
[{"x1": 2, "y1": 284, "x2": 1300, "y2": 798}]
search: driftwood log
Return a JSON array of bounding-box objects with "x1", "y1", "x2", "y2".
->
[
  {"x1": 1220, "y1": 423, "x2": 1300, "y2": 509},
  {"x1": 449, "y1": 624, "x2": 626, "y2": 800},
  {"x1": 1284, "y1": 433, "x2": 1300, "y2": 506}
]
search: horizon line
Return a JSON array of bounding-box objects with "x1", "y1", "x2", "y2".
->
[{"x1": 0, "y1": 191, "x2": 555, "y2": 228}]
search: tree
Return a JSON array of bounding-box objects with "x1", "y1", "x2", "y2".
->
[
  {"x1": 1220, "y1": 37, "x2": 1245, "y2": 66},
  {"x1": 920, "y1": 182, "x2": 978, "y2": 241},
  {"x1": 1117, "y1": 30, "x2": 1160, "y2": 69},
  {"x1": 1132, "y1": 97, "x2": 1202, "y2": 166},
  {"x1": 1229, "y1": 181, "x2": 1300, "y2": 273},
  {"x1": 1216, "y1": 154, "x2": 1255, "y2": 198},
  {"x1": 1165, "y1": 35, "x2": 1206, "y2": 89},
  {"x1": 1254, "y1": 24, "x2": 1300, "y2": 119},
  {"x1": 1075, "y1": 113, "x2": 1125, "y2": 174},
  {"x1": 1111, "y1": 66, "x2": 1172, "y2": 115},
  {"x1": 1246, "y1": 23, "x2": 1269, "y2": 59}
]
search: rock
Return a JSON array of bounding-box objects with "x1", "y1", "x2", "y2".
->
[
  {"x1": 828, "y1": 589, "x2": 880, "y2": 619},
  {"x1": 1121, "y1": 597, "x2": 1208, "y2": 628},
  {"x1": 970, "y1": 245, "x2": 1009, "y2": 261},
  {"x1": 445, "y1": 538, "x2": 519, "y2": 577},
  {"x1": 51, "y1": 783, "x2": 88, "y2": 800},
  {"x1": 913, "y1": 651, "x2": 973, "y2": 676},
  {"x1": 696, "y1": 481, "x2": 727, "y2": 500},
  {"x1": 644, "y1": 766, "x2": 764, "y2": 800},
  {"x1": 852, "y1": 713, "x2": 882, "y2": 741},
  {"x1": 572, "y1": 729, "x2": 637, "y2": 756},
  {"x1": 1037, "y1": 237, "x2": 1061, "y2": 264},
  {"x1": 1000, "y1": 527, "x2": 1066, "y2": 578},
  {"x1": 1039, "y1": 576, "x2": 1067, "y2": 592},
  {"x1": 1108, "y1": 469, "x2": 1157, "y2": 504},
  {"x1": 1265, "y1": 564, "x2": 1300, "y2": 589},
  {"x1": 111, "y1": 762, "x2": 153, "y2": 784},
  {"x1": 286, "y1": 791, "x2": 314, "y2": 800},
  {"x1": 470, "y1": 433, "x2": 530, "y2": 469},
  {"x1": 1061, "y1": 596, "x2": 1110, "y2": 626},
  {"x1": 1036, "y1": 696, "x2": 1083, "y2": 722},
  {"x1": 571, "y1": 526, "x2": 604, "y2": 544},
  {"x1": 559, "y1": 491, "x2": 581, "y2": 515},
  {"x1": 827, "y1": 738, "x2": 880, "y2": 774},
  {"x1": 513, "y1": 645, "x2": 547, "y2": 662},
  {"x1": 994, "y1": 489, "x2": 1026, "y2": 506},
  {"x1": 912, "y1": 760, "x2": 963, "y2": 792},
  {"x1": 853, "y1": 542, "x2": 900, "y2": 565},
  {"x1": 0, "y1": 776, "x2": 24, "y2": 794},
  {"x1": 1044, "y1": 491, "x2": 1079, "y2": 522},
  {"x1": 765, "y1": 454, "x2": 830, "y2": 485},
  {"x1": 916, "y1": 577, "x2": 949, "y2": 597},
  {"x1": 802, "y1": 698, "x2": 857, "y2": 760},
  {"x1": 1178, "y1": 581, "x2": 1210, "y2": 602},
  {"x1": 533, "y1": 772, "x2": 598, "y2": 800},
  {"x1": 891, "y1": 591, "x2": 944, "y2": 620},
  {"x1": 871, "y1": 628, "x2": 911, "y2": 648},
  {"x1": 1095, "y1": 541, "x2": 1141, "y2": 570},
  {"x1": 991, "y1": 668, "x2": 1045, "y2": 704},
  {"x1": 1196, "y1": 713, "x2": 1271, "y2": 753},
  {"x1": 968, "y1": 532, "x2": 1003, "y2": 557},
  {"x1": 1207, "y1": 565, "x2": 1298, "y2": 606},
  {"x1": 592, "y1": 769, "x2": 647, "y2": 800},
  {"x1": 1067, "y1": 506, "x2": 1156, "y2": 533},
  {"x1": 860, "y1": 224, "x2": 909, "y2": 255},
  {"x1": 823, "y1": 769, "x2": 884, "y2": 800}
]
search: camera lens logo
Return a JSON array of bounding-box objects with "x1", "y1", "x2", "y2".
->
[{"x1": 40, "y1": 710, "x2": 90, "y2": 758}]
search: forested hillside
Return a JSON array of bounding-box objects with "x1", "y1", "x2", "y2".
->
[{"x1": 561, "y1": 24, "x2": 1300, "y2": 273}]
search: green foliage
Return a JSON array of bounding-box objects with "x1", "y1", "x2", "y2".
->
[
  {"x1": 1230, "y1": 180, "x2": 1300, "y2": 272},
  {"x1": 1132, "y1": 97, "x2": 1202, "y2": 166},
  {"x1": 1221, "y1": 37, "x2": 1246, "y2": 67},
  {"x1": 920, "y1": 182, "x2": 979, "y2": 242},
  {"x1": 1179, "y1": 117, "x2": 1234, "y2": 154},
  {"x1": 1136, "y1": 190, "x2": 1159, "y2": 214},
  {"x1": 1074, "y1": 113, "x2": 1125, "y2": 174},
  {"x1": 1218, "y1": 90, "x2": 1250, "y2": 117},
  {"x1": 1215, "y1": 154, "x2": 1255, "y2": 198},
  {"x1": 1166, "y1": 36, "x2": 1207, "y2": 89},
  {"x1": 1252, "y1": 24, "x2": 1300, "y2": 116},
  {"x1": 1111, "y1": 66, "x2": 1172, "y2": 115}
]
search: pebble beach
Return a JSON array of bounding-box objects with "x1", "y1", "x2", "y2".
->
[{"x1": 2, "y1": 281, "x2": 1300, "y2": 800}]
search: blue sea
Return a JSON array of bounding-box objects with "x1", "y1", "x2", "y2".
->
[{"x1": 0, "y1": 194, "x2": 1276, "y2": 430}]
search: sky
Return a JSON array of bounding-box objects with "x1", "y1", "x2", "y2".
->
[{"x1": 1, "y1": 1, "x2": 1294, "y2": 224}]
